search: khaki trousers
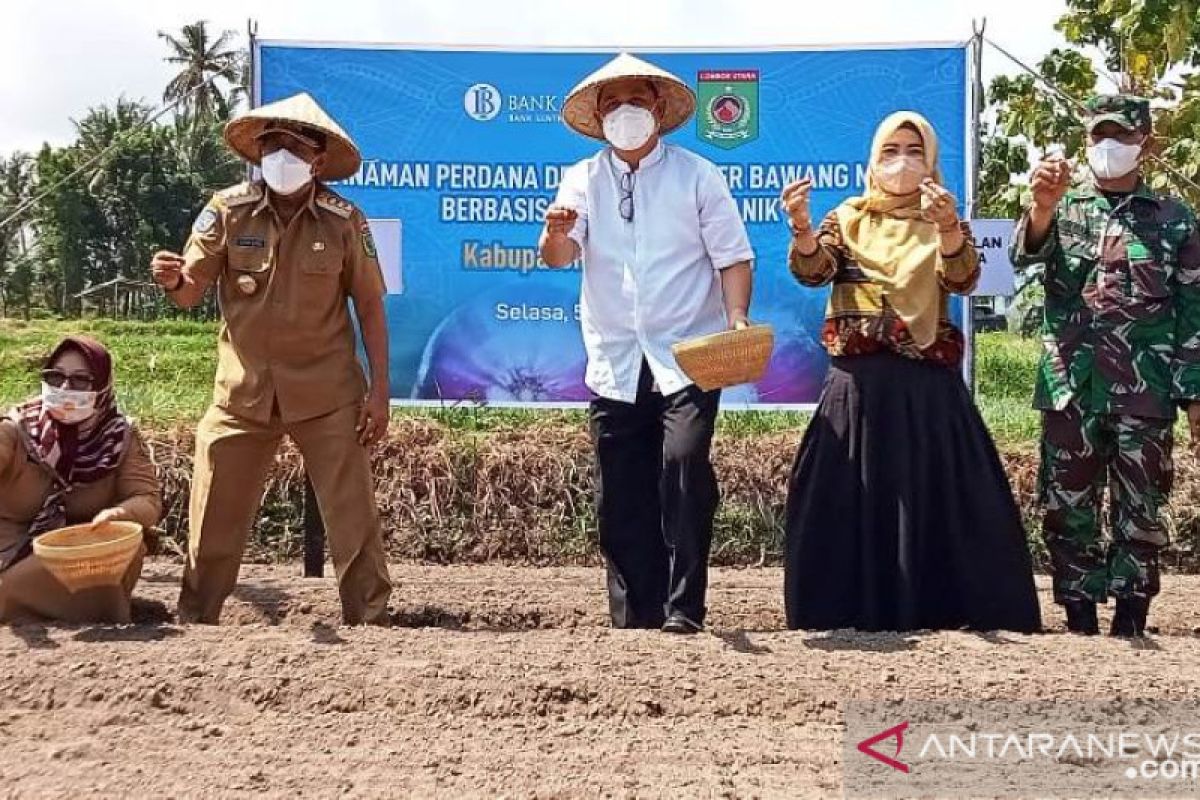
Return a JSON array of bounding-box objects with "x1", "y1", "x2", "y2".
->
[
  {"x1": 0, "y1": 546, "x2": 144, "y2": 624},
  {"x1": 178, "y1": 403, "x2": 392, "y2": 625}
]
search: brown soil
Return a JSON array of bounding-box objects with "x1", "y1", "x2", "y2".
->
[{"x1": 3, "y1": 561, "x2": 1200, "y2": 798}]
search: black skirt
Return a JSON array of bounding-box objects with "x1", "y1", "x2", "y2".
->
[{"x1": 784, "y1": 353, "x2": 1041, "y2": 633}]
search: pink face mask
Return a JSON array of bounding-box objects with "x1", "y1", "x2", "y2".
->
[
  {"x1": 874, "y1": 155, "x2": 927, "y2": 196},
  {"x1": 41, "y1": 381, "x2": 97, "y2": 425}
]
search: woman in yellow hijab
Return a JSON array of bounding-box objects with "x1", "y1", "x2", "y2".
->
[{"x1": 779, "y1": 111, "x2": 1040, "y2": 633}]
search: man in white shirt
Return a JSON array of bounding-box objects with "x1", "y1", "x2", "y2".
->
[{"x1": 540, "y1": 53, "x2": 754, "y2": 634}]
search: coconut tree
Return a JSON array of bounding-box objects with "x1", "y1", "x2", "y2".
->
[
  {"x1": 0, "y1": 152, "x2": 33, "y2": 316},
  {"x1": 159, "y1": 21, "x2": 242, "y2": 122}
]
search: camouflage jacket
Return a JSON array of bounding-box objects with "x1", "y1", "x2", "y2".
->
[{"x1": 1011, "y1": 180, "x2": 1200, "y2": 419}]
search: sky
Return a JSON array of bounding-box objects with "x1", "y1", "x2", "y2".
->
[{"x1": 0, "y1": 0, "x2": 1085, "y2": 155}]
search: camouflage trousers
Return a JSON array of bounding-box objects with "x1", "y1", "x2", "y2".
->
[{"x1": 1039, "y1": 401, "x2": 1174, "y2": 604}]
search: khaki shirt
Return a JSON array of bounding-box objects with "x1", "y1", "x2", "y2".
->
[
  {"x1": 0, "y1": 419, "x2": 162, "y2": 568},
  {"x1": 183, "y1": 181, "x2": 386, "y2": 424}
]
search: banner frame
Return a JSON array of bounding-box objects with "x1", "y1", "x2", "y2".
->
[{"x1": 250, "y1": 36, "x2": 979, "y2": 413}]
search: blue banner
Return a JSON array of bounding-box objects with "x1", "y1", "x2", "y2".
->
[{"x1": 257, "y1": 42, "x2": 970, "y2": 407}]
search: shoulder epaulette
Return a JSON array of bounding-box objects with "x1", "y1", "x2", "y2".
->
[
  {"x1": 315, "y1": 189, "x2": 355, "y2": 219},
  {"x1": 215, "y1": 181, "x2": 264, "y2": 209}
]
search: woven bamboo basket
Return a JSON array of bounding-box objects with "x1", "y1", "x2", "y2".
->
[
  {"x1": 32, "y1": 521, "x2": 143, "y2": 593},
  {"x1": 671, "y1": 324, "x2": 775, "y2": 391}
]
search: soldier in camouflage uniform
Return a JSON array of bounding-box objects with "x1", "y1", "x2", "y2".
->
[{"x1": 1011, "y1": 95, "x2": 1200, "y2": 637}]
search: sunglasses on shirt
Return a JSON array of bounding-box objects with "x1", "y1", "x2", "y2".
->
[
  {"x1": 619, "y1": 171, "x2": 635, "y2": 223},
  {"x1": 41, "y1": 369, "x2": 96, "y2": 391}
]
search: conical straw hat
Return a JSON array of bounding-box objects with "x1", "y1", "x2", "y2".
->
[
  {"x1": 562, "y1": 53, "x2": 696, "y2": 140},
  {"x1": 224, "y1": 92, "x2": 362, "y2": 181}
]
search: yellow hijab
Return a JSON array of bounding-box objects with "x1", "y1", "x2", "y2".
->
[{"x1": 836, "y1": 111, "x2": 945, "y2": 349}]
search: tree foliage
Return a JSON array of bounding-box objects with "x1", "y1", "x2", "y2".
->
[
  {"x1": 159, "y1": 21, "x2": 243, "y2": 122},
  {"x1": 981, "y1": 0, "x2": 1200, "y2": 218},
  {"x1": 0, "y1": 21, "x2": 245, "y2": 318},
  {"x1": 0, "y1": 153, "x2": 34, "y2": 316}
]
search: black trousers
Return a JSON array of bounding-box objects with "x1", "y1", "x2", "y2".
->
[{"x1": 589, "y1": 361, "x2": 721, "y2": 628}]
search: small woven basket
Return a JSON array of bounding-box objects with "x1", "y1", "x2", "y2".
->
[
  {"x1": 672, "y1": 324, "x2": 775, "y2": 391},
  {"x1": 32, "y1": 521, "x2": 143, "y2": 593}
]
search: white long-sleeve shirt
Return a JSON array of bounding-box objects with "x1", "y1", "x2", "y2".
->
[{"x1": 554, "y1": 140, "x2": 754, "y2": 402}]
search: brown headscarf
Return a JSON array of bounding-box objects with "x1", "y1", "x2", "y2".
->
[
  {"x1": 836, "y1": 111, "x2": 945, "y2": 348},
  {"x1": 7, "y1": 336, "x2": 129, "y2": 541}
]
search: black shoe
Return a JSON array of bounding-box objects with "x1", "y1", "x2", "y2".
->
[
  {"x1": 1064, "y1": 600, "x2": 1099, "y2": 635},
  {"x1": 1110, "y1": 596, "x2": 1150, "y2": 638},
  {"x1": 662, "y1": 613, "x2": 703, "y2": 635}
]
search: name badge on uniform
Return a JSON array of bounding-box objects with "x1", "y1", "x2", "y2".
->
[
  {"x1": 312, "y1": 242, "x2": 326, "y2": 252},
  {"x1": 235, "y1": 236, "x2": 266, "y2": 249},
  {"x1": 236, "y1": 274, "x2": 258, "y2": 295}
]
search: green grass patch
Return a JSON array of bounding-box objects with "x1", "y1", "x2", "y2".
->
[
  {"x1": 1, "y1": 319, "x2": 1043, "y2": 445},
  {"x1": 0, "y1": 318, "x2": 219, "y2": 425},
  {"x1": 973, "y1": 331, "x2": 1041, "y2": 447}
]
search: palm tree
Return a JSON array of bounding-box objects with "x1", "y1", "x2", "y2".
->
[
  {"x1": 0, "y1": 152, "x2": 32, "y2": 238},
  {"x1": 159, "y1": 21, "x2": 243, "y2": 122},
  {"x1": 71, "y1": 97, "x2": 151, "y2": 192},
  {"x1": 0, "y1": 152, "x2": 33, "y2": 316},
  {"x1": 170, "y1": 115, "x2": 243, "y2": 187}
]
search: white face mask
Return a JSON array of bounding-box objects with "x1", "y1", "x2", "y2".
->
[
  {"x1": 41, "y1": 382, "x2": 98, "y2": 425},
  {"x1": 874, "y1": 155, "x2": 927, "y2": 196},
  {"x1": 602, "y1": 104, "x2": 658, "y2": 152},
  {"x1": 1087, "y1": 137, "x2": 1143, "y2": 180},
  {"x1": 261, "y1": 148, "x2": 315, "y2": 195}
]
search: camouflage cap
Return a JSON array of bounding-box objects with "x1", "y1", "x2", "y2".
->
[{"x1": 1085, "y1": 94, "x2": 1152, "y2": 133}]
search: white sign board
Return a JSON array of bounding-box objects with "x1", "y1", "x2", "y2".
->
[
  {"x1": 971, "y1": 218, "x2": 1016, "y2": 297},
  {"x1": 367, "y1": 218, "x2": 403, "y2": 295}
]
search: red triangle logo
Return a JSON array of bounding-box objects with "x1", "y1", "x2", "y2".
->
[{"x1": 856, "y1": 721, "x2": 911, "y2": 773}]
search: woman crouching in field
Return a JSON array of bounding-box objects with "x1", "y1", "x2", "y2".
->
[
  {"x1": 779, "y1": 112, "x2": 1041, "y2": 633},
  {"x1": 0, "y1": 336, "x2": 161, "y2": 623}
]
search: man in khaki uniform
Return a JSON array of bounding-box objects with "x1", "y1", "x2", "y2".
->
[{"x1": 150, "y1": 93, "x2": 392, "y2": 625}]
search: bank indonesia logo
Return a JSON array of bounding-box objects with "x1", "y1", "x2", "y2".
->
[{"x1": 465, "y1": 83, "x2": 502, "y2": 121}]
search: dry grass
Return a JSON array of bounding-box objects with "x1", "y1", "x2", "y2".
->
[
  {"x1": 142, "y1": 420, "x2": 1200, "y2": 571},
  {"x1": 10, "y1": 320, "x2": 1196, "y2": 568}
]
